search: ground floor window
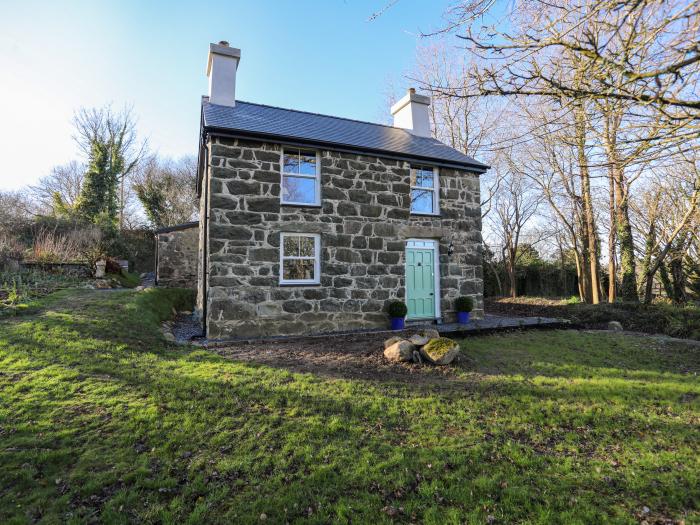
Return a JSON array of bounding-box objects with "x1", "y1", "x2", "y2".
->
[{"x1": 279, "y1": 233, "x2": 321, "y2": 285}]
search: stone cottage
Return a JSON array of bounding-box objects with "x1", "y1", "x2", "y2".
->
[{"x1": 195, "y1": 42, "x2": 488, "y2": 339}]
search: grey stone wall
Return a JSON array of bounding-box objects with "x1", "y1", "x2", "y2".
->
[
  {"x1": 156, "y1": 226, "x2": 199, "y2": 289},
  {"x1": 199, "y1": 136, "x2": 483, "y2": 339}
]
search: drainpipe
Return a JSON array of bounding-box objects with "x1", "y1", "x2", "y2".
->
[
  {"x1": 200, "y1": 139, "x2": 210, "y2": 337},
  {"x1": 154, "y1": 233, "x2": 159, "y2": 286}
]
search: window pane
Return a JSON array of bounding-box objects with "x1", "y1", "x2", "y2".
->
[
  {"x1": 282, "y1": 235, "x2": 299, "y2": 257},
  {"x1": 283, "y1": 176, "x2": 316, "y2": 204},
  {"x1": 283, "y1": 259, "x2": 315, "y2": 281},
  {"x1": 299, "y1": 151, "x2": 317, "y2": 175},
  {"x1": 283, "y1": 151, "x2": 300, "y2": 174},
  {"x1": 299, "y1": 236, "x2": 315, "y2": 257},
  {"x1": 412, "y1": 168, "x2": 434, "y2": 188},
  {"x1": 411, "y1": 188, "x2": 434, "y2": 214}
]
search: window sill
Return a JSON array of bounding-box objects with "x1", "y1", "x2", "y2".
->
[
  {"x1": 281, "y1": 202, "x2": 322, "y2": 208},
  {"x1": 279, "y1": 281, "x2": 321, "y2": 287},
  {"x1": 410, "y1": 212, "x2": 441, "y2": 217}
]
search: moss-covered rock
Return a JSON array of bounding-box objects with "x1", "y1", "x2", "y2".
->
[{"x1": 420, "y1": 337, "x2": 459, "y2": 365}]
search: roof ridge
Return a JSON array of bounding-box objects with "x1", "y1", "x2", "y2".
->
[{"x1": 233, "y1": 99, "x2": 434, "y2": 138}]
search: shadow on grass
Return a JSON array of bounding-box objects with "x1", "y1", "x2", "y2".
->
[{"x1": 1, "y1": 289, "x2": 698, "y2": 523}]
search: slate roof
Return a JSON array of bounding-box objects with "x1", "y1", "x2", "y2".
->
[
  {"x1": 202, "y1": 99, "x2": 488, "y2": 172},
  {"x1": 154, "y1": 221, "x2": 199, "y2": 234}
]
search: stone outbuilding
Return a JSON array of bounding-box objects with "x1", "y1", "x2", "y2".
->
[
  {"x1": 155, "y1": 222, "x2": 198, "y2": 289},
  {"x1": 192, "y1": 42, "x2": 489, "y2": 340}
]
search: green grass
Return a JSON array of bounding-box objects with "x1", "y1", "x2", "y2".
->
[
  {"x1": 0, "y1": 289, "x2": 698, "y2": 524},
  {"x1": 0, "y1": 268, "x2": 87, "y2": 316},
  {"x1": 108, "y1": 270, "x2": 141, "y2": 288}
]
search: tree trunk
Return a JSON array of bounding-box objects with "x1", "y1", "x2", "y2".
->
[
  {"x1": 573, "y1": 250, "x2": 585, "y2": 301},
  {"x1": 607, "y1": 168, "x2": 617, "y2": 302},
  {"x1": 658, "y1": 262, "x2": 673, "y2": 299},
  {"x1": 613, "y1": 165, "x2": 638, "y2": 302},
  {"x1": 575, "y1": 104, "x2": 600, "y2": 304},
  {"x1": 507, "y1": 250, "x2": 517, "y2": 299},
  {"x1": 640, "y1": 222, "x2": 657, "y2": 304},
  {"x1": 119, "y1": 175, "x2": 125, "y2": 230},
  {"x1": 670, "y1": 256, "x2": 688, "y2": 303}
]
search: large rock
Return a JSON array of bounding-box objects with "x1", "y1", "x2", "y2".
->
[
  {"x1": 420, "y1": 337, "x2": 460, "y2": 365},
  {"x1": 384, "y1": 340, "x2": 416, "y2": 362},
  {"x1": 383, "y1": 336, "x2": 403, "y2": 350},
  {"x1": 409, "y1": 329, "x2": 440, "y2": 347},
  {"x1": 607, "y1": 321, "x2": 624, "y2": 331}
]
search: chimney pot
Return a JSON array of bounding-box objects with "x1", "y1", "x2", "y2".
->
[{"x1": 218, "y1": 40, "x2": 229, "y2": 46}]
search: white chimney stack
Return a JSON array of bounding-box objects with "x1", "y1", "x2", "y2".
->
[
  {"x1": 390, "y1": 88, "x2": 431, "y2": 138},
  {"x1": 206, "y1": 41, "x2": 241, "y2": 107}
]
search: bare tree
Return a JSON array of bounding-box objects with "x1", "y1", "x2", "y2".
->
[
  {"x1": 0, "y1": 190, "x2": 36, "y2": 235},
  {"x1": 29, "y1": 161, "x2": 84, "y2": 216},
  {"x1": 489, "y1": 150, "x2": 543, "y2": 297},
  {"x1": 409, "y1": 45, "x2": 506, "y2": 217},
  {"x1": 634, "y1": 153, "x2": 700, "y2": 302},
  {"x1": 431, "y1": 0, "x2": 700, "y2": 123}
]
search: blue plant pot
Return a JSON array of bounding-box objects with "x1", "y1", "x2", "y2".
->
[
  {"x1": 390, "y1": 317, "x2": 405, "y2": 330},
  {"x1": 457, "y1": 311, "x2": 471, "y2": 324}
]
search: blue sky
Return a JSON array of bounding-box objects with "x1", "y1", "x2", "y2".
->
[{"x1": 0, "y1": 0, "x2": 459, "y2": 191}]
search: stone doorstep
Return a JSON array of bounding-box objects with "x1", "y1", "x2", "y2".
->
[{"x1": 199, "y1": 315, "x2": 570, "y2": 347}]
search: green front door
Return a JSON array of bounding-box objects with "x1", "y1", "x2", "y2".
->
[{"x1": 406, "y1": 246, "x2": 436, "y2": 319}]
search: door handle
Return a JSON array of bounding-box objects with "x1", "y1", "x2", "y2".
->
[{"x1": 429, "y1": 292, "x2": 434, "y2": 296}]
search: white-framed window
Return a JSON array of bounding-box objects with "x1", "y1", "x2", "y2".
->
[
  {"x1": 281, "y1": 148, "x2": 321, "y2": 206},
  {"x1": 410, "y1": 165, "x2": 439, "y2": 215},
  {"x1": 279, "y1": 233, "x2": 321, "y2": 285}
]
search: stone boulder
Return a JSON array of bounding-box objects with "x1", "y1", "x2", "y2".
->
[
  {"x1": 607, "y1": 320, "x2": 624, "y2": 331},
  {"x1": 420, "y1": 337, "x2": 460, "y2": 365},
  {"x1": 383, "y1": 336, "x2": 403, "y2": 350},
  {"x1": 409, "y1": 329, "x2": 440, "y2": 347},
  {"x1": 384, "y1": 340, "x2": 416, "y2": 362}
]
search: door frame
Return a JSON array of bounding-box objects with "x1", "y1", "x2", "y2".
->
[{"x1": 405, "y1": 238, "x2": 441, "y2": 320}]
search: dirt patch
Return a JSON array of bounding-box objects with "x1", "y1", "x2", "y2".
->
[{"x1": 212, "y1": 331, "x2": 462, "y2": 383}]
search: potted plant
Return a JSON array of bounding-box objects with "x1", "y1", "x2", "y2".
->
[
  {"x1": 387, "y1": 300, "x2": 408, "y2": 330},
  {"x1": 455, "y1": 296, "x2": 474, "y2": 324}
]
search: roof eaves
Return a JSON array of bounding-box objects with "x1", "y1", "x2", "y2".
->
[
  {"x1": 154, "y1": 221, "x2": 199, "y2": 234},
  {"x1": 203, "y1": 125, "x2": 490, "y2": 173}
]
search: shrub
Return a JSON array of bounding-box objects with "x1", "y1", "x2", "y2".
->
[
  {"x1": 387, "y1": 300, "x2": 408, "y2": 318},
  {"x1": 455, "y1": 296, "x2": 474, "y2": 312},
  {"x1": 30, "y1": 230, "x2": 81, "y2": 263},
  {"x1": 0, "y1": 235, "x2": 24, "y2": 266}
]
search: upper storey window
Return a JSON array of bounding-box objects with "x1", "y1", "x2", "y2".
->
[
  {"x1": 410, "y1": 165, "x2": 439, "y2": 215},
  {"x1": 281, "y1": 148, "x2": 320, "y2": 206}
]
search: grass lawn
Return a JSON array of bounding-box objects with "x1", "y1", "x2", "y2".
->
[{"x1": 1, "y1": 289, "x2": 698, "y2": 524}]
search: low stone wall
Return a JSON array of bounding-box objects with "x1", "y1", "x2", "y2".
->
[
  {"x1": 156, "y1": 224, "x2": 198, "y2": 289},
  {"x1": 20, "y1": 261, "x2": 92, "y2": 278}
]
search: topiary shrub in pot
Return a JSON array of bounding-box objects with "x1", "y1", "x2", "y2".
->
[
  {"x1": 387, "y1": 300, "x2": 408, "y2": 330},
  {"x1": 455, "y1": 296, "x2": 474, "y2": 324}
]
